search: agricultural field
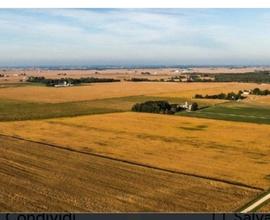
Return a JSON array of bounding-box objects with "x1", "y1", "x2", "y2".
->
[
  {"x1": 258, "y1": 201, "x2": 270, "y2": 212},
  {"x1": 1, "y1": 79, "x2": 270, "y2": 212},
  {"x1": 0, "y1": 82, "x2": 231, "y2": 121},
  {"x1": 0, "y1": 99, "x2": 124, "y2": 121},
  {"x1": 1, "y1": 112, "x2": 270, "y2": 191},
  {"x1": 0, "y1": 135, "x2": 258, "y2": 212},
  {"x1": 154, "y1": 83, "x2": 270, "y2": 99},
  {"x1": 1, "y1": 81, "x2": 269, "y2": 122},
  {"x1": 0, "y1": 96, "x2": 199, "y2": 121},
  {"x1": 0, "y1": 82, "x2": 267, "y2": 103},
  {"x1": 244, "y1": 95, "x2": 270, "y2": 107},
  {"x1": 178, "y1": 101, "x2": 270, "y2": 124}
]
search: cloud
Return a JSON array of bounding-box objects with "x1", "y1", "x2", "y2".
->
[{"x1": 0, "y1": 9, "x2": 270, "y2": 66}]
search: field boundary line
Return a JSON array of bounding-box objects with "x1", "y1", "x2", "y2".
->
[{"x1": 0, "y1": 133, "x2": 264, "y2": 192}]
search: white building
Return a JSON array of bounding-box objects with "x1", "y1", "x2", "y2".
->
[
  {"x1": 54, "y1": 81, "x2": 73, "y2": 87},
  {"x1": 242, "y1": 90, "x2": 251, "y2": 95}
]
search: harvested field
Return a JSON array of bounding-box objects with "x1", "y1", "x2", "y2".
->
[
  {"x1": 258, "y1": 202, "x2": 270, "y2": 212},
  {"x1": 1, "y1": 113, "x2": 270, "y2": 190},
  {"x1": 243, "y1": 95, "x2": 270, "y2": 107},
  {"x1": 0, "y1": 135, "x2": 258, "y2": 212},
  {"x1": 156, "y1": 83, "x2": 270, "y2": 99},
  {"x1": 0, "y1": 82, "x2": 265, "y2": 103}
]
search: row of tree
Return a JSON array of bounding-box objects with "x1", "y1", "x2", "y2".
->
[
  {"x1": 195, "y1": 88, "x2": 270, "y2": 101},
  {"x1": 131, "y1": 100, "x2": 198, "y2": 114},
  {"x1": 214, "y1": 71, "x2": 270, "y2": 83},
  {"x1": 251, "y1": 88, "x2": 270, "y2": 96},
  {"x1": 124, "y1": 78, "x2": 160, "y2": 82},
  {"x1": 27, "y1": 76, "x2": 120, "y2": 86},
  {"x1": 194, "y1": 91, "x2": 246, "y2": 100}
]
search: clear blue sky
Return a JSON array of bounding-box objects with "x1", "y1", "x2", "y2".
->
[{"x1": 1, "y1": 9, "x2": 270, "y2": 66}]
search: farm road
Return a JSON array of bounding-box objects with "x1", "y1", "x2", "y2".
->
[{"x1": 240, "y1": 191, "x2": 270, "y2": 213}]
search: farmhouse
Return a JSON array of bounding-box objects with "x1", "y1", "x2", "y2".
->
[
  {"x1": 198, "y1": 74, "x2": 215, "y2": 81},
  {"x1": 241, "y1": 89, "x2": 251, "y2": 95},
  {"x1": 180, "y1": 101, "x2": 195, "y2": 111},
  {"x1": 54, "y1": 81, "x2": 73, "y2": 88},
  {"x1": 170, "y1": 78, "x2": 181, "y2": 82},
  {"x1": 170, "y1": 102, "x2": 197, "y2": 112}
]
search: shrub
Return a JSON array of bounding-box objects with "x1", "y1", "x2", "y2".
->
[
  {"x1": 190, "y1": 102, "x2": 198, "y2": 111},
  {"x1": 194, "y1": 94, "x2": 203, "y2": 98},
  {"x1": 194, "y1": 91, "x2": 245, "y2": 100},
  {"x1": 251, "y1": 88, "x2": 270, "y2": 96}
]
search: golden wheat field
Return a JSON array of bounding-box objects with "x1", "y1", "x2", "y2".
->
[
  {"x1": 0, "y1": 82, "x2": 267, "y2": 103},
  {"x1": 0, "y1": 135, "x2": 259, "y2": 212},
  {"x1": 1, "y1": 80, "x2": 270, "y2": 212},
  {"x1": 1, "y1": 112, "x2": 270, "y2": 190}
]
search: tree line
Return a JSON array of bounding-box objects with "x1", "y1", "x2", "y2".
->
[
  {"x1": 27, "y1": 76, "x2": 120, "y2": 86},
  {"x1": 124, "y1": 78, "x2": 160, "y2": 82},
  {"x1": 194, "y1": 87, "x2": 270, "y2": 101},
  {"x1": 131, "y1": 100, "x2": 198, "y2": 114},
  {"x1": 214, "y1": 71, "x2": 270, "y2": 83},
  {"x1": 251, "y1": 88, "x2": 270, "y2": 95},
  {"x1": 194, "y1": 91, "x2": 246, "y2": 100}
]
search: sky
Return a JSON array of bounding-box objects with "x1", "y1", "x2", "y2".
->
[{"x1": 1, "y1": 9, "x2": 270, "y2": 66}]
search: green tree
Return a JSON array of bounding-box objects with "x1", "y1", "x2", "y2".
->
[{"x1": 190, "y1": 102, "x2": 198, "y2": 111}]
